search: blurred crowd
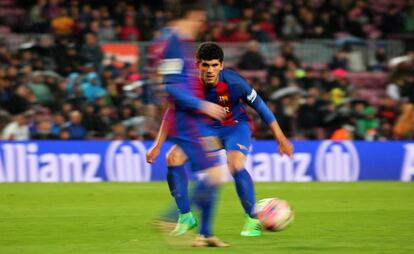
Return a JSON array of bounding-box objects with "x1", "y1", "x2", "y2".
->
[
  {"x1": 2, "y1": 0, "x2": 414, "y2": 41},
  {"x1": 237, "y1": 42, "x2": 414, "y2": 141},
  {"x1": 0, "y1": 0, "x2": 413, "y2": 141}
]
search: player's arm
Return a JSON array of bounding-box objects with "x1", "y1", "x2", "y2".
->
[
  {"x1": 268, "y1": 120, "x2": 294, "y2": 158},
  {"x1": 165, "y1": 82, "x2": 226, "y2": 120},
  {"x1": 239, "y1": 79, "x2": 294, "y2": 158},
  {"x1": 146, "y1": 107, "x2": 170, "y2": 163}
]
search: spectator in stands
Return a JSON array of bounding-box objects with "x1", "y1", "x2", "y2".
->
[
  {"x1": 316, "y1": 11, "x2": 336, "y2": 38},
  {"x1": 106, "y1": 82, "x2": 124, "y2": 107},
  {"x1": 64, "y1": 110, "x2": 87, "y2": 140},
  {"x1": 28, "y1": 0, "x2": 48, "y2": 33},
  {"x1": 228, "y1": 22, "x2": 251, "y2": 42},
  {"x1": 78, "y1": 4, "x2": 93, "y2": 25},
  {"x1": 329, "y1": 50, "x2": 349, "y2": 70},
  {"x1": 346, "y1": 0, "x2": 372, "y2": 38},
  {"x1": 257, "y1": 11, "x2": 276, "y2": 40},
  {"x1": 1, "y1": 84, "x2": 34, "y2": 115},
  {"x1": 404, "y1": 3, "x2": 414, "y2": 33},
  {"x1": 267, "y1": 56, "x2": 287, "y2": 84},
  {"x1": 2, "y1": 113, "x2": 30, "y2": 140},
  {"x1": 206, "y1": 0, "x2": 224, "y2": 21},
  {"x1": 44, "y1": 0, "x2": 60, "y2": 20},
  {"x1": 50, "y1": 112, "x2": 66, "y2": 137},
  {"x1": 369, "y1": 47, "x2": 388, "y2": 71},
  {"x1": 0, "y1": 43, "x2": 12, "y2": 65},
  {"x1": 382, "y1": 4, "x2": 404, "y2": 36},
  {"x1": 58, "y1": 128, "x2": 71, "y2": 140},
  {"x1": 262, "y1": 76, "x2": 282, "y2": 101},
  {"x1": 377, "y1": 120, "x2": 393, "y2": 140},
  {"x1": 356, "y1": 106, "x2": 380, "y2": 140},
  {"x1": 320, "y1": 101, "x2": 345, "y2": 138},
  {"x1": 97, "y1": 105, "x2": 117, "y2": 137},
  {"x1": 98, "y1": 18, "x2": 117, "y2": 41},
  {"x1": 119, "y1": 15, "x2": 140, "y2": 41},
  {"x1": 81, "y1": 103, "x2": 103, "y2": 137},
  {"x1": 31, "y1": 120, "x2": 56, "y2": 140},
  {"x1": 80, "y1": 33, "x2": 103, "y2": 70},
  {"x1": 299, "y1": 7, "x2": 318, "y2": 38},
  {"x1": 222, "y1": 0, "x2": 241, "y2": 20},
  {"x1": 377, "y1": 98, "x2": 398, "y2": 124},
  {"x1": 80, "y1": 72, "x2": 106, "y2": 103},
  {"x1": 216, "y1": 22, "x2": 238, "y2": 42},
  {"x1": 0, "y1": 110, "x2": 11, "y2": 133},
  {"x1": 28, "y1": 72, "x2": 54, "y2": 106},
  {"x1": 50, "y1": 7, "x2": 75, "y2": 36},
  {"x1": 343, "y1": 44, "x2": 366, "y2": 72},
  {"x1": 281, "y1": 14, "x2": 303, "y2": 40},
  {"x1": 386, "y1": 78, "x2": 404, "y2": 101},
  {"x1": 237, "y1": 40, "x2": 267, "y2": 70},
  {"x1": 296, "y1": 92, "x2": 320, "y2": 139},
  {"x1": 106, "y1": 121, "x2": 126, "y2": 140},
  {"x1": 280, "y1": 42, "x2": 300, "y2": 64},
  {"x1": 272, "y1": 96, "x2": 295, "y2": 138}
]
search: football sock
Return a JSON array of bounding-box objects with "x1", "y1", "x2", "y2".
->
[
  {"x1": 192, "y1": 179, "x2": 218, "y2": 237},
  {"x1": 233, "y1": 169, "x2": 256, "y2": 218},
  {"x1": 167, "y1": 165, "x2": 190, "y2": 214}
]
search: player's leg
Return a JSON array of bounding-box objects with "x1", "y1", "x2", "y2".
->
[
  {"x1": 227, "y1": 151, "x2": 261, "y2": 236},
  {"x1": 166, "y1": 145, "x2": 190, "y2": 214},
  {"x1": 191, "y1": 164, "x2": 228, "y2": 247},
  {"x1": 227, "y1": 151, "x2": 256, "y2": 216},
  {"x1": 223, "y1": 123, "x2": 262, "y2": 236},
  {"x1": 180, "y1": 136, "x2": 228, "y2": 247},
  {"x1": 165, "y1": 145, "x2": 198, "y2": 235}
]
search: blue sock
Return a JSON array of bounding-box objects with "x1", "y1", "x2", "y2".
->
[
  {"x1": 233, "y1": 169, "x2": 256, "y2": 218},
  {"x1": 192, "y1": 179, "x2": 218, "y2": 237},
  {"x1": 167, "y1": 165, "x2": 190, "y2": 214}
]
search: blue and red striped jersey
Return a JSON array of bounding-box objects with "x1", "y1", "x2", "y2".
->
[
  {"x1": 155, "y1": 28, "x2": 211, "y2": 138},
  {"x1": 204, "y1": 69, "x2": 276, "y2": 128}
]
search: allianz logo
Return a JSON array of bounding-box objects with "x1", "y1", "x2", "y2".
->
[
  {"x1": 0, "y1": 142, "x2": 151, "y2": 182},
  {"x1": 315, "y1": 141, "x2": 360, "y2": 181},
  {"x1": 239, "y1": 141, "x2": 360, "y2": 182},
  {"x1": 105, "y1": 141, "x2": 151, "y2": 182},
  {"x1": 245, "y1": 152, "x2": 312, "y2": 182}
]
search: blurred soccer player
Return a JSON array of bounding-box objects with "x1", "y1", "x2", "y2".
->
[
  {"x1": 148, "y1": 42, "x2": 294, "y2": 237},
  {"x1": 151, "y1": 8, "x2": 229, "y2": 247}
]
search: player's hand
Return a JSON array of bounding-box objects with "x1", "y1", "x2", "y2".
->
[
  {"x1": 146, "y1": 146, "x2": 160, "y2": 164},
  {"x1": 199, "y1": 101, "x2": 226, "y2": 121},
  {"x1": 278, "y1": 138, "x2": 294, "y2": 159}
]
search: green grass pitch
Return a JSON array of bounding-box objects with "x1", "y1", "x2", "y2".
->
[{"x1": 1, "y1": 182, "x2": 413, "y2": 254}]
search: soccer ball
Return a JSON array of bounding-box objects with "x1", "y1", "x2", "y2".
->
[{"x1": 254, "y1": 198, "x2": 294, "y2": 231}]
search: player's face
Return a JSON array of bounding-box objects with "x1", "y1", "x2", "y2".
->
[{"x1": 198, "y1": 59, "x2": 223, "y2": 86}]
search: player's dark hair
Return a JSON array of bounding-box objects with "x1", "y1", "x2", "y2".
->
[{"x1": 196, "y1": 42, "x2": 224, "y2": 62}]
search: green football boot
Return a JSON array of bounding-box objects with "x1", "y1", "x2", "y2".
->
[
  {"x1": 170, "y1": 212, "x2": 198, "y2": 236},
  {"x1": 240, "y1": 214, "x2": 262, "y2": 237}
]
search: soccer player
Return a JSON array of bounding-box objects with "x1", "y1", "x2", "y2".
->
[
  {"x1": 152, "y1": 10, "x2": 229, "y2": 247},
  {"x1": 147, "y1": 42, "x2": 294, "y2": 237}
]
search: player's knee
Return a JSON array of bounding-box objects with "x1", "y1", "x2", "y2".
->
[
  {"x1": 166, "y1": 150, "x2": 185, "y2": 166},
  {"x1": 205, "y1": 165, "x2": 225, "y2": 186},
  {"x1": 227, "y1": 159, "x2": 245, "y2": 174}
]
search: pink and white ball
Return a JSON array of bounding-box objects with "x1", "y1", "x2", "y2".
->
[{"x1": 254, "y1": 198, "x2": 294, "y2": 231}]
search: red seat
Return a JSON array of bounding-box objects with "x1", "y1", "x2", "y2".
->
[{"x1": 347, "y1": 72, "x2": 388, "y2": 89}]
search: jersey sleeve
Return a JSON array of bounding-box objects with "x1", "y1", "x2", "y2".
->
[
  {"x1": 231, "y1": 72, "x2": 276, "y2": 124},
  {"x1": 159, "y1": 36, "x2": 202, "y2": 111}
]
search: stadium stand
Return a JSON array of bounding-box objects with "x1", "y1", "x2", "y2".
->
[{"x1": 0, "y1": 0, "x2": 413, "y2": 140}]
